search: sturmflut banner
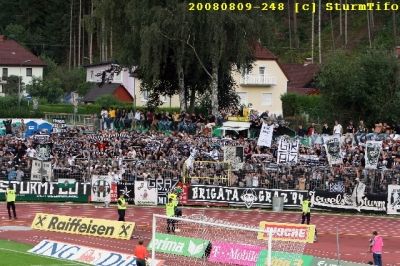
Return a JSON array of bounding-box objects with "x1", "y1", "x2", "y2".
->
[
  {"x1": 188, "y1": 185, "x2": 308, "y2": 208},
  {"x1": 365, "y1": 141, "x2": 382, "y2": 169},
  {"x1": 257, "y1": 124, "x2": 273, "y2": 147}
]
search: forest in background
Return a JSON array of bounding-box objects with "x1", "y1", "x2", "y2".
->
[{"x1": 1, "y1": 0, "x2": 400, "y2": 124}]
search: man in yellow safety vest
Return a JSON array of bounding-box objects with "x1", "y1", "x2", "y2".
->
[
  {"x1": 6, "y1": 184, "x2": 17, "y2": 220},
  {"x1": 117, "y1": 193, "x2": 127, "y2": 221},
  {"x1": 166, "y1": 198, "x2": 175, "y2": 233},
  {"x1": 301, "y1": 196, "x2": 311, "y2": 225}
]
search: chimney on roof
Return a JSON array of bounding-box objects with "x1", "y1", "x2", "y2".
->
[
  {"x1": 304, "y1": 58, "x2": 313, "y2": 66},
  {"x1": 0, "y1": 35, "x2": 6, "y2": 42},
  {"x1": 395, "y1": 46, "x2": 400, "y2": 59}
]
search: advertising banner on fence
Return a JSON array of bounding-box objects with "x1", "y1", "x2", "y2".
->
[
  {"x1": 258, "y1": 221, "x2": 316, "y2": 243},
  {"x1": 91, "y1": 175, "x2": 112, "y2": 202},
  {"x1": 29, "y1": 239, "x2": 164, "y2": 266},
  {"x1": 0, "y1": 181, "x2": 90, "y2": 202},
  {"x1": 31, "y1": 160, "x2": 52, "y2": 181},
  {"x1": 310, "y1": 190, "x2": 387, "y2": 212},
  {"x1": 134, "y1": 181, "x2": 158, "y2": 205},
  {"x1": 110, "y1": 182, "x2": 135, "y2": 203},
  {"x1": 256, "y1": 250, "x2": 314, "y2": 266},
  {"x1": 148, "y1": 233, "x2": 209, "y2": 258},
  {"x1": 208, "y1": 241, "x2": 264, "y2": 265},
  {"x1": 31, "y1": 213, "x2": 135, "y2": 240},
  {"x1": 387, "y1": 185, "x2": 400, "y2": 215},
  {"x1": 188, "y1": 185, "x2": 308, "y2": 208}
]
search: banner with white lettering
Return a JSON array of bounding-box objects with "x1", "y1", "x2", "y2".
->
[
  {"x1": 387, "y1": 185, "x2": 400, "y2": 215},
  {"x1": 257, "y1": 124, "x2": 273, "y2": 147},
  {"x1": 91, "y1": 175, "x2": 112, "y2": 202},
  {"x1": 277, "y1": 138, "x2": 299, "y2": 164},
  {"x1": 188, "y1": 185, "x2": 308, "y2": 208},
  {"x1": 324, "y1": 136, "x2": 342, "y2": 166},
  {"x1": 29, "y1": 239, "x2": 164, "y2": 266},
  {"x1": 110, "y1": 182, "x2": 135, "y2": 203},
  {"x1": 146, "y1": 177, "x2": 179, "y2": 205},
  {"x1": 31, "y1": 160, "x2": 52, "y2": 181},
  {"x1": 0, "y1": 181, "x2": 90, "y2": 202},
  {"x1": 134, "y1": 181, "x2": 158, "y2": 205},
  {"x1": 310, "y1": 190, "x2": 386, "y2": 212},
  {"x1": 365, "y1": 141, "x2": 382, "y2": 169}
]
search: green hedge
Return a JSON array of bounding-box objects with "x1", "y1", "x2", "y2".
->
[{"x1": 281, "y1": 93, "x2": 323, "y2": 119}]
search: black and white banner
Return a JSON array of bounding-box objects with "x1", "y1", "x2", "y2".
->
[
  {"x1": 134, "y1": 181, "x2": 158, "y2": 205},
  {"x1": 324, "y1": 136, "x2": 342, "y2": 166},
  {"x1": 52, "y1": 119, "x2": 67, "y2": 133},
  {"x1": 223, "y1": 146, "x2": 244, "y2": 170},
  {"x1": 257, "y1": 124, "x2": 273, "y2": 147},
  {"x1": 387, "y1": 185, "x2": 400, "y2": 215},
  {"x1": 91, "y1": 175, "x2": 112, "y2": 202},
  {"x1": 277, "y1": 138, "x2": 299, "y2": 164},
  {"x1": 365, "y1": 141, "x2": 382, "y2": 169},
  {"x1": 310, "y1": 190, "x2": 386, "y2": 212},
  {"x1": 146, "y1": 177, "x2": 179, "y2": 205},
  {"x1": 188, "y1": 185, "x2": 308, "y2": 208},
  {"x1": 31, "y1": 160, "x2": 52, "y2": 181},
  {"x1": 328, "y1": 181, "x2": 345, "y2": 193}
]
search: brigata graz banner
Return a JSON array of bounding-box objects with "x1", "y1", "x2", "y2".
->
[
  {"x1": 188, "y1": 185, "x2": 308, "y2": 208},
  {"x1": 0, "y1": 181, "x2": 90, "y2": 202},
  {"x1": 310, "y1": 190, "x2": 387, "y2": 212}
]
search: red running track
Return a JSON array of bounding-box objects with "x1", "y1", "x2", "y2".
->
[{"x1": 0, "y1": 203, "x2": 399, "y2": 265}]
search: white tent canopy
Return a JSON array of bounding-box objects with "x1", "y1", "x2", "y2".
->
[{"x1": 219, "y1": 121, "x2": 251, "y2": 137}]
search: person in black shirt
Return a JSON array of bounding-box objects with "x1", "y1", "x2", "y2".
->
[
  {"x1": 297, "y1": 125, "x2": 306, "y2": 137},
  {"x1": 321, "y1": 123, "x2": 330, "y2": 135}
]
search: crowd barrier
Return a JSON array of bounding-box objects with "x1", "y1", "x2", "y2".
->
[{"x1": 1, "y1": 180, "x2": 399, "y2": 215}]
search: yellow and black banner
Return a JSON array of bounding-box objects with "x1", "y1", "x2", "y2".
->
[{"x1": 31, "y1": 213, "x2": 135, "y2": 240}]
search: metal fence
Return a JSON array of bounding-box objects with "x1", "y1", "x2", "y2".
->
[{"x1": 1, "y1": 157, "x2": 399, "y2": 194}]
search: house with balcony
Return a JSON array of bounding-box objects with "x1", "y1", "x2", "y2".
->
[
  {"x1": 83, "y1": 61, "x2": 180, "y2": 107},
  {"x1": 232, "y1": 42, "x2": 288, "y2": 115},
  {"x1": 0, "y1": 35, "x2": 46, "y2": 96}
]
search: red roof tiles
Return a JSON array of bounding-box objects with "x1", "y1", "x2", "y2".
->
[
  {"x1": 281, "y1": 63, "x2": 320, "y2": 95},
  {"x1": 0, "y1": 35, "x2": 46, "y2": 66},
  {"x1": 251, "y1": 42, "x2": 278, "y2": 60}
]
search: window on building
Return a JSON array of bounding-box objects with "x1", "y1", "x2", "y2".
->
[
  {"x1": 259, "y1": 66, "x2": 266, "y2": 75},
  {"x1": 262, "y1": 93, "x2": 272, "y2": 106},
  {"x1": 237, "y1": 92, "x2": 248, "y2": 106},
  {"x1": 2, "y1": 68, "x2": 8, "y2": 78},
  {"x1": 26, "y1": 68, "x2": 32, "y2": 77},
  {"x1": 142, "y1": 90, "x2": 149, "y2": 101}
]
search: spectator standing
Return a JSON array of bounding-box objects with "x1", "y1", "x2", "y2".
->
[
  {"x1": 346, "y1": 121, "x2": 355, "y2": 134},
  {"x1": 134, "y1": 240, "x2": 149, "y2": 266},
  {"x1": 307, "y1": 123, "x2": 316, "y2": 136},
  {"x1": 369, "y1": 231, "x2": 383, "y2": 266},
  {"x1": 134, "y1": 110, "x2": 142, "y2": 129},
  {"x1": 109, "y1": 107, "x2": 116, "y2": 130},
  {"x1": 333, "y1": 120, "x2": 343, "y2": 135},
  {"x1": 6, "y1": 184, "x2": 17, "y2": 220},
  {"x1": 321, "y1": 123, "x2": 330, "y2": 135},
  {"x1": 19, "y1": 119, "x2": 26, "y2": 138},
  {"x1": 357, "y1": 120, "x2": 367, "y2": 133},
  {"x1": 100, "y1": 107, "x2": 108, "y2": 130},
  {"x1": 3, "y1": 119, "x2": 12, "y2": 135},
  {"x1": 297, "y1": 125, "x2": 306, "y2": 137}
]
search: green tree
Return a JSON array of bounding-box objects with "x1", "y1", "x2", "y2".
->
[
  {"x1": 317, "y1": 50, "x2": 400, "y2": 125},
  {"x1": 26, "y1": 78, "x2": 64, "y2": 103},
  {"x1": 3, "y1": 75, "x2": 20, "y2": 95},
  {"x1": 95, "y1": 95, "x2": 122, "y2": 108}
]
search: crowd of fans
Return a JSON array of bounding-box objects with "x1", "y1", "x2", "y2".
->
[{"x1": 1, "y1": 110, "x2": 400, "y2": 194}]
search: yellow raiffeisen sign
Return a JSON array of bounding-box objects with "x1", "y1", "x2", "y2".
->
[
  {"x1": 258, "y1": 221, "x2": 315, "y2": 243},
  {"x1": 31, "y1": 213, "x2": 135, "y2": 240}
]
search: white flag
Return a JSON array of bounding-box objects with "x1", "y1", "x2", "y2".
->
[{"x1": 257, "y1": 124, "x2": 273, "y2": 147}]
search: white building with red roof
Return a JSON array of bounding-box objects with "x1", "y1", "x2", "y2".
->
[
  {"x1": 232, "y1": 42, "x2": 289, "y2": 115},
  {"x1": 0, "y1": 35, "x2": 46, "y2": 96}
]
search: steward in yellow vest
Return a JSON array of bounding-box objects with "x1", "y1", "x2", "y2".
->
[
  {"x1": 117, "y1": 193, "x2": 127, "y2": 221},
  {"x1": 6, "y1": 184, "x2": 17, "y2": 220},
  {"x1": 166, "y1": 198, "x2": 175, "y2": 233},
  {"x1": 301, "y1": 197, "x2": 311, "y2": 225}
]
